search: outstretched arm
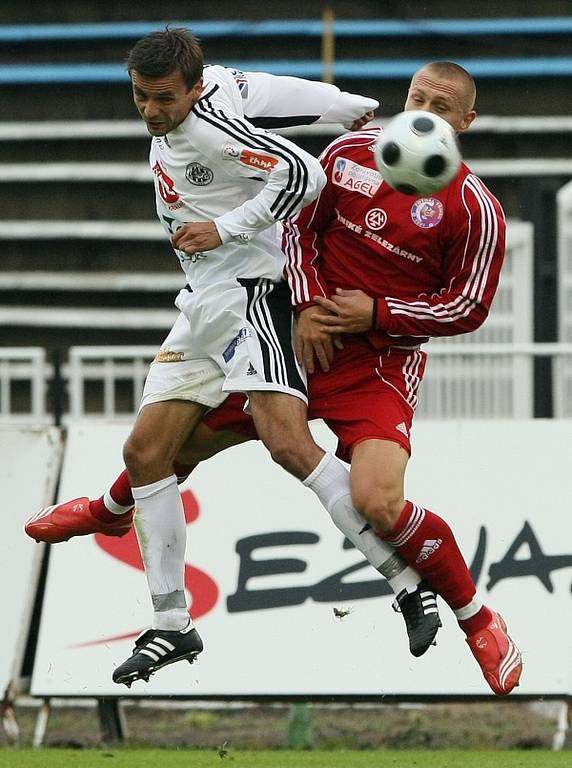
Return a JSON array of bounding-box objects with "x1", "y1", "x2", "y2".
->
[{"x1": 240, "y1": 69, "x2": 379, "y2": 130}]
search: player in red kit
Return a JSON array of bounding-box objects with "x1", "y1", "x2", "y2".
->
[
  {"x1": 282, "y1": 61, "x2": 522, "y2": 696},
  {"x1": 187, "y1": 60, "x2": 522, "y2": 694}
]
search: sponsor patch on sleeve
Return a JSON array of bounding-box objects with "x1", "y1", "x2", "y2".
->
[
  {"x1": 239, "y1": 149, "x2": 278, "y2": 171},
  {"x1": 222, "y1": 142, "x2": 241, "y2": 159},
  {"x1": 222, "y1": 143, "x2": 279, "y2": 171},
  {"x1": 229, "y1": 68, "x2": 249, "y2": 98}
]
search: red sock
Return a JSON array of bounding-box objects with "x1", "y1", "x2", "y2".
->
[
  {"x1": 90, "y1": 463, "x2": 197, "y2": 524},
  {"x1": 173, "y1": 461, "x2": 197, "y2": 484},
  {"x1": 458, "y1": 608, "x2": 494, "y2": 637},
  {"x1": 383, "y1": 500, "x2": 480, "y2": 613},
  {"x1": 90, "y1": 469, "x2": 133, "y2": 523}
]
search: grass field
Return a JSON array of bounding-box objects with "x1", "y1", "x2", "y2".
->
[
  {"x1": 0, "y1": 750, "x2": 569, "y2": 768},
  {"x1": 4, "y1": 700, "x2": 561, "y2": 751}
]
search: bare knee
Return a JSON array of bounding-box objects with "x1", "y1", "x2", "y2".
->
[
  {"x1": 353, "y1": 487, "x2": 405, "y2": 536},
  {"x1": 266, "y1": 437, "x2": 308, "y2": 478},
  {"x1": 263, "y1": 431, "x2": 322, "y2": 480},
  {"x1": 250, "y1": 392, "x2": 322, "y2": 480},
  {"x1": 123, "y1": 432, "x2": 171, "y2": 484}
]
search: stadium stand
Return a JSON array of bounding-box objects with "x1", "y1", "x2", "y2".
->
[
  {"x1": 2, "y1": 14, "x2": 572, "y2": 117},
  {"x1": 0, "y1": 5, "x2": 571, "y2": 416}
]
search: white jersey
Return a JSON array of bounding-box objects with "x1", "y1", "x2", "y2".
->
[{"x1": 149, "y1": 65, "x2": 379, "y2": 290}]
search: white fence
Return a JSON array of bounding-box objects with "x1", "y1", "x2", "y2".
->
[
  {"x1": 417, "y1": 219, "x2": 534, "y2": 418},
  {"x1": 0, "y1": 348, "x2": 50, "y2": 424},
  {"x1": 3, "y1": 216, "x2": 572, "y2": 421},
  {"x1": 67, "y1": 345, "x2": 156, "y2": 420}
]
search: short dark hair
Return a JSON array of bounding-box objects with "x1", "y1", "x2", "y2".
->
[{"x1": 126, "y1": 27, "x2": 203, "y2": 89}]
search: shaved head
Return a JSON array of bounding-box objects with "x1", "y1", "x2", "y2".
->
[
  {"x1": 405, "y1": 61, "x2": 477, "y2": 133},
  {"x1": 414, "y1": 61, "x2": 476, "y2": 112}
]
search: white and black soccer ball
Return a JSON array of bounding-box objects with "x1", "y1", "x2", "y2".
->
[{"x1": 374, "y1": 110, "x2": 462, "y2": 196}]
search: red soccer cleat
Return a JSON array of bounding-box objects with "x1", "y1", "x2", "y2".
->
[
  {"x1": 466, "y1": 610, "x2": 523, "y2": 695},
  {"x1": 25, "y1": 497, "x2": 134, "y2": 544}
]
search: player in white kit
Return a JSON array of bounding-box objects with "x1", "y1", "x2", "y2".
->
[{"x1": 27, "y1": 28, "x2": 441, "y2": 685}]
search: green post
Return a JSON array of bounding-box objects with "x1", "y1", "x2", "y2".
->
[{"x1": 288, "y1": 702, "x2": 313, "y2": 749}]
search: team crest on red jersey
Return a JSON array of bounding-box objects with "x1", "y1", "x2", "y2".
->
[{"x1": 411, "y1": 198, "x2": 444, "y2": 229}]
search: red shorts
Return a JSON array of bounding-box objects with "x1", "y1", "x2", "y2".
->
[{"x1": 203, "y1": 338, "x2": 427, "y2": 461}]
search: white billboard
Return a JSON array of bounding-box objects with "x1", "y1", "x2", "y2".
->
[
  {"x1": 1, "y1": 427, "x2": 62, "y2": 694},
  {"x1": 31, "y1": 420, "x2": 572, "y2": 697}
]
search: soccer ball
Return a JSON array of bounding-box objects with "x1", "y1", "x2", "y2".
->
[{"x1": 373, "y1": 110, "x2": 462, "y2": 196}]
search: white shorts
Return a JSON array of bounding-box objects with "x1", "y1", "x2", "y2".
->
[{"x1": 140, "y1": 278, "x2": 307, "y2": 410}]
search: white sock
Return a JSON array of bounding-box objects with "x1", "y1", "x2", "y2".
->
[
  {"x1": 454, "y1": 593, "x2": 484, "y2": 622},
  {"x1": 132, "y1": 474, "x2": 190, "y2": 631},
  {"x1": 103, "y1": 490, "x2": 133, "y2": 515},
  {"x1": 303, "y1": 452, "x2": 421, "y2": 595}
]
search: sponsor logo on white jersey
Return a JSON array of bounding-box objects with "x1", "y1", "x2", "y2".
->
[
  {"x1": 155, "y1": 348, "x2": 185, "y2": 363},
  {"x1": 415, "y1": 538, "x2": 443, "y2": 563},
  {"x1": 240, "y1": 149, "x2": 278, "y2": 171},
  {"x1": 222, "y1": 144, "x2": 279, "y2": 172},
  {"x1": 176, "y1": 250, "x2": 209, "y2": 265},
  {"x1": 332, "y1": 157, "x2": 382, "y2": 197},
  {"x1": 223, "y1": 327, "x2": 251, "y2": 363},
  {"x1": 222, "y1": 142, "x2": 240, "y2": 159},
  {"x1": 152, "y1": 160, "x2": 181, "y2": 207},
  {"x1": 230, "y1": 68, "x2": 249, "y2": 98}
]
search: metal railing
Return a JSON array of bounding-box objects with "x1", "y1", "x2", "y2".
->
[
  {"x1": 0, "y1": 347, "x2": 49, "y2": 424},
  {"x1": 67, "y1": 346, "x2": 156, "y2": 420},
  {"x1": 2, "y1": 343, "x2": 572, "y2": 424},
  {"x1": 419, "y1": 342, "x2": 572, "y2": 419}
]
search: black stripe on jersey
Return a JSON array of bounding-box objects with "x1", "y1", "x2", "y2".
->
[
  {"x1": 193, "y1": 96, "x2": 309, "y2": 220},
  {"x1": 239, "y1": 278, "x2": 307, "y2": 396},
  {"x1": 226, "y1": 112, "x2": 309, "y2": 220},
  {"x1": 194, "y1": 95, "x2": 306, "y2": 219},
  {"x1": 197, "y1": 83, "x2": 219, "y2": 102},
  {"x1": 247, "y1": 115, "x2": 319, "y2": 129}
]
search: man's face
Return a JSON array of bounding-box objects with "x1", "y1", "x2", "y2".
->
[
  {"x1": 131, "y1": 69, "x2": 203, "y2": 135},
  {"x1": 404, "y1": 70, "x2": 476, "y2": 133}
]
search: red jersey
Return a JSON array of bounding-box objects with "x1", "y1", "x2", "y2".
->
[{"x1": 283, "y1": 127, "x2": 506, "y2": 350}]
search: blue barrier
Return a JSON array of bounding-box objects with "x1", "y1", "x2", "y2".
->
[
  {"x1": 0, "y1": 17, "x2": 572, "y2": 43},
  {"x1": 2, "y1": 58, "x2": 572, "y2": 84}
]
